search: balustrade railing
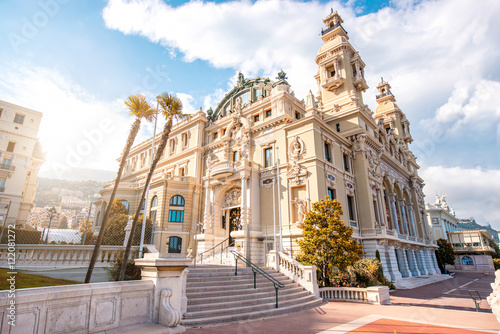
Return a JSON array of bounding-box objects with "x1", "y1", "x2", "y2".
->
[
  {"x1": 269, "y1": 251, "x2": 319, "y2": 297},
  {"x1": 320, "y1": 287, "x2": 367, "y2": 302},
  {"x1": 0, "y1": 244, "x2": 139, "y2": 269}
]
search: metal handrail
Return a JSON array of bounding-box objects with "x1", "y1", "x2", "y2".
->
[
  {"x1": 197, "y1": 237, "x2": 235, "y2": 265},
  {"x1": 230, "y1": 250, "x2": 284, "y2": 308}
]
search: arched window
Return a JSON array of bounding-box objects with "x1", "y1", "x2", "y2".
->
[
  {"x1": 168, "y1": 236, "x2": 182, "y2": 253},
  {"x1": 151, "y1": 196, "x2": 158, "y2": 208},
  {"x1": 168, "y1": 195, "x2": 185, "y2": 223},
  {"x1": 170, "y1": 195, "x2": 185, "y2": 206},
  {"x1": 462, "y1": 256, "x2": 474, "y2": 266}
]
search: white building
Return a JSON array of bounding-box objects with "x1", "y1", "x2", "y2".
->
[
  {"x1": 425, "y1": 195, "x2": 459, "y2": 241},
  {"x1": 0, "y1": 100, "x2": 44, "y2": 228}
]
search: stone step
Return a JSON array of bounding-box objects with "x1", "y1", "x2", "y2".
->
[
  {"x1": 186, "y1": 277, "x2": 293, "y2": 289},
  {"x1": 186, "y1": 286, "x2": 306, "y2": 304},
  {"x1": 186, "y1": 283, "x2": 301, "y2": 298},
  {"x1": 187, "y1": 290, "x2": 312, "y2": 312},
  {"x1": 184, "y1": 294, "x2": 316, "y2": 319},
  {"x1": 187, "y1": 271, "x2": 282, "y2": 282},
  {"x1": 188, "y1": 267, "x2": 274, "y2": 277},
  {"x1": 180, "y1": 298, "x2": 323, "y2": 327}
]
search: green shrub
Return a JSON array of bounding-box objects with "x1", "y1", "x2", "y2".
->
[
  {"x1": 346, "y1": 258, "x2": 392, "y2": 288},
  {"x1": 493, "y1": 259, "x2": 500, "y2": 270},
  {"x1": 107, "y1": 257, "x2": 141, "y2": 281}
]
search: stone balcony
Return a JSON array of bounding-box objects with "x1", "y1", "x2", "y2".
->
[
  {"x1": 360, "y1": 227, "x2": 435, "y2": 246},
  {"x1": 453, "y1": 245, "x2": 495, "y2": 254},
  {"x1": 322, "y1": 75, "x2": 344, "y2": 91}
]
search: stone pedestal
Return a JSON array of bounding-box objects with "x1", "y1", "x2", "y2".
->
[{"x1": 135, "y1": 253, "x2": 191, "y2": 332}]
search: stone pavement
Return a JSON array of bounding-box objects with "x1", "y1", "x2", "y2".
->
[{"x1": 184, "y1": 272, "x2": 499, "y2": 334}]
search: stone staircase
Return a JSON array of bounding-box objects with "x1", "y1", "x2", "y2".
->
[{"x1": 181, "y1": 265, "x2": 323, "y2": 327}]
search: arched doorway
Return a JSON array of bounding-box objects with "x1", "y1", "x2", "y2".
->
[{"x1": 228, "y1": 207, "x2": 241, "y2": 245}]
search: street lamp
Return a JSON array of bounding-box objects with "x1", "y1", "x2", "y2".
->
[{"x1": 44, "y1": 207, "x2": 57, "y2": 244}]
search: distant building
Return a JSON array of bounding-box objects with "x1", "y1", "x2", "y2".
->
[
  {"x1": 425, "y1": 195, "x2": 459, "y2": 240},
  {"x1": 0, "y1": 100, "x2": 45, "y2": 228},
  {"x1": 447, "y1": 230, "x2": 495, "y2": 271}
]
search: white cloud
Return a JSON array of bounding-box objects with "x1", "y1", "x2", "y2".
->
[
  {"x1": 0, "y1": 62, "x2": 154, "y2": 176},
  {"x1": 421, "y1": 165, "x2": 500, "y2": 230},
  {"x1": 176, "y1": 92, "x2": 197, "y2": 115},
  {"x1": 421, "y1": 79, "x2": 500, "y2": 134},
  {"x1": 102, "y1": 0, "x2": 349, "y2": 98}
]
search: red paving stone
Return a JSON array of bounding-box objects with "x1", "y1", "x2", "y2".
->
[{"x1": 348, "y1": 318, "x2": 493, "y2": 334}]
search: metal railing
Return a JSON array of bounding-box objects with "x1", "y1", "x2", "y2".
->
[
  {"x1": 0, "y1": 164, "x2": 15, "y2": 171},
  {"x1": 196, "y1": 237, "x2": 234, "y2": 265},
  {"x1": 231, "y1": 250, "x2": 284, "y2": 308}
]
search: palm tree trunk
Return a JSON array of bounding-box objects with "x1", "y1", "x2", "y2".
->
[
  {"x1": 119, "y1": 118, "x2": 173, "y2": 281},
  {"x1": 85, "y1": 118, "x2": 141, "y2": 283}
]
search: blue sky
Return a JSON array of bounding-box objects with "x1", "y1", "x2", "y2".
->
[{"x1": 1, "y1": 0, "x2": 499, "y2": 228}]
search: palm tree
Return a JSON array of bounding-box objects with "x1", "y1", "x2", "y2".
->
[
  {"x1": 85, "y1": 94, "x2": 155, "y2": 283},
  {"x1": 119, "y1": 93, "x2": 184, "y2": 281}
]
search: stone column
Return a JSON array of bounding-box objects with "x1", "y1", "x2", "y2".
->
[
  {"x1": 390, "y1": 195, "x2": 400, "y2": 234},
  {"x1": 408, "y1": 207, "x2": 417, "y2": 238},
  {"x1": 415, "y1": 250, "x2": 428, "y2": 275},
  {"x1": 407, "y1": 249, "x2": 421, "y2": 276},
  {"x1": 431, "y1": 251, "x2": 441, "y2": 274},
  {"x1": 398, "y1": 200, "x2": 409, "y2": 235},
  {"x1": 135, "y1": 253, "x2": 192, "y2": 331},
  {"x1": 422, "y1": 249, "x2": 438, "y2": 275},
  {"x1": 377, "y1": 190, "x2": 387, "y2": 226},
  {"x1": 387, "y1": 245, "x2": 403, "y2": 281},
  {"x1": 396, "y1": 248, "x2": 411, "y2": 278}
]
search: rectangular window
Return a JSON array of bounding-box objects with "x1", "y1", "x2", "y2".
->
[
  {"x1": 336, "y1": 123, "x2": 340, "y2": 132},
  {"x1": 182, "y1": 133, "x2": 188, "y2": 147},
  {"x1": 295, "y1": 112, "x2": 300, "y2": 120},
  {"x1": 264, "y1": 147, "x2": 273, "y2": 168},
  {"x1": 265, "y1": 109, "x2": 272, "y2": 117},
  {"x1": 255, "y1": 89, "x2": 262, "y2": 99},
  {"x1": 168, "y1": 210, "x2": 184, "y2": 222},
  {"x1": 347, "y1": 195, "x2": 356, "y2": 221},
  {"x1": 213, "y1": 132, "x2": 218, "y2": 140},
  {"x1": 170, "y1": 139, "x2": 175, "y2": 154},
  {"x1": 0, "y1": 178, "x2": 5, "y2": 192},
  {"x1": 179, "y1": 167, "x2": 185, "y2": 176},
  {"x1": 233, "y1": 150, "x2": 239, "y2": 162},
  {"x1": 14, "y1": 113, "x2": 25, "y2": 124},
  {"x1": 7, "y1": 141, "x2": 15, "y2": 153},
  {"x1": 254, "y1": 114, "x2": 260, "y2": 122},
  {"x1": 324, "y1": 142, "x2": 332, "y2": 163},
  {"x1": 327, "y1": 188, "x2": 336, "y2": 199},
  {"x1": 222, "y1": 128, "x2": 227, "y2": 136},
  {"x1": 385, "y1": 126, "x2": 391, "y2": 134},
  {"x1": 343, "y1": 154, "x2": 350, "y2": 172}
]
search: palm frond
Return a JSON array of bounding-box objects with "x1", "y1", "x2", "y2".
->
[
  {"x1": 157, "y1": 93, "x2": 184, "y2": 119},
  {"x1": 124, "y1": 94, "x2": 156, "y2": 121}
]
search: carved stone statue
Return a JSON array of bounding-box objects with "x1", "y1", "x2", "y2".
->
[
  {"x1": 292, "y1": 198, "x2": 307, "y2": 227},
  {"x1": 224, "y1": 188, "x2": 241, "y2": 208}
]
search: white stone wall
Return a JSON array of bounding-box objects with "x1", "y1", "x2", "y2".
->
[{"x1": 0, "y1": 280, "x2": 154, "y2": 333}]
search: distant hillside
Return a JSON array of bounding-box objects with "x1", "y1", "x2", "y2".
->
[
  {"x1": 35, "y1": 178, "x2": 107, "y2": 207},
  {"x1": 38, "y1": 168, "x2": 115, "y2": 182},
  {"x1": 458, "y1": 217, "x2": 499, "y2": 243}
]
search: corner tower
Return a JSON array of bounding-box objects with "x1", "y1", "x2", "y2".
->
[
  {"x1": 315, "y1": 10, "x2": 369, "y2": 111},
  {"x1": 374, "y1": 78, "x2": 412, "y2": 145}
]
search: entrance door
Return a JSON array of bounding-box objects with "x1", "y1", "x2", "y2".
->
[{"x1": 228, "y1": 207, "x2": 241, "y2": 245}]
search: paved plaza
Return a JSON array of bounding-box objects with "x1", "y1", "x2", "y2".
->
[{"x1": 185, "y1": 272, "x2": 499, "y2": 334}]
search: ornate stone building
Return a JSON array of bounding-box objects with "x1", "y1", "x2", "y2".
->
[
  {"x1": 0, "y1": 100, "x2": 44, "y2": 228},
  {"x1": 96, "y1": 11, "x2": 441, "y2": 282},
  {"x1": 425, "y1": 195, "x2": 459, "y2": 241}
]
